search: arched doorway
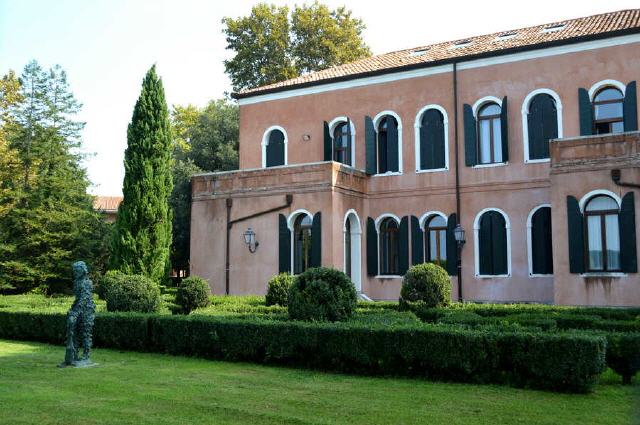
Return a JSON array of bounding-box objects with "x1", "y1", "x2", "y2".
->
[{"x1": 344, "y1": 210, "x2": 362, "y2": 293}]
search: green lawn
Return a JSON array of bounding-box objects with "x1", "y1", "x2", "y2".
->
[{"x1": 1, "y1": 340, "x2": 638, "y2": 425}]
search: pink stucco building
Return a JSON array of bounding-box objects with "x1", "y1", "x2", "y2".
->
[{"x1": 191, "y1": 9, "x2": 640, "y2": 306}]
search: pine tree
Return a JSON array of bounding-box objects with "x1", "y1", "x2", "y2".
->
[{"x1": 111, "y1": 66, "x2": 173, "y2": 282}]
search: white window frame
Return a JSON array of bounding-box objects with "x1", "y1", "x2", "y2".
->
[
  {"x1": 588, "y1": 79, "x2": 626, "y2": 101},
  {"x1": 287, "y1": 209, "x2": 313, "y2": 275},
  {"x1": 578, "y1": 189, "x2": 622, "y2": 213},
  {"x1": 419, "y1": 211, "x2": 448, "y2": 265},
  {"x1": 471, "y1": 96, "x2": 507, "y2": 168},
  {"x1": 526, "y1": 204, "x2": 553, "y2": 278},
  {"x1": 374, "y1": 213, "x2": 402, "y2": 278},
  {"x1": 521, "y1": 89, "x2": 563, "y2": 164},
  {"x1": 328, "y1": 116, "x2": 356, "y2": 168},
  {"x1": 261, "y1": 125, "x2": 288, "y2": 168},
  {"x1": 414, "y1": 104, "x2": 449, "y2": 173},
  {"x1": 372, "y1": 110, "x2": 403, "y2": 176},
  {"x1": 343, "y1": 209, "x2": 362, "y2": 292},
  {"x1": 473, "y1": 207, "x2": 512, "y2": 278}
]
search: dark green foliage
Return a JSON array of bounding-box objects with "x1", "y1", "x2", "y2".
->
[
  {"x1": 400, "y1": 263, "x2": 451, "y2": 308},
  {"x1": 175, "y1": 276, "x2": 210, "y2": 314},
  {"x1": 0, "y1": 310, "x2": 606, "y2": 393},
  {"x1": 288, "y1": 267, "x2": 357, "y2": 321},
  {"x1": 605, "y1": 333, "x2": 640, "y2": 384},
  {"x1": 103, "y1": 271, "x2": 161, "y2": 313},
  {"x1": 265, "y1": 273, "x2": 293, "y2": 306},
  {"x1": 111, "y1": 66, "x2": 173, "y2": 283}
]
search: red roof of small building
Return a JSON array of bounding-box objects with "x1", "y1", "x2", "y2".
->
[
  {"x1": 93, "y1": 196, "x2": 122, "y2": 212},
  {"x1": 235, "y1": 9, "x2": 640, "y2": 98}
]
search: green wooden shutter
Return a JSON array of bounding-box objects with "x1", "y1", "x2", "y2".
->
[
  {"x1": 528, "y1": 94, "x2": 557, "y2": 161},
  {"x1": 278, "y1": 214, "x2": 291, "y2": 273},
  {"x1": 531, "y1": 207, "x2": 553, "y2": 275},
  {"x1": 578, "y1": 88, "x2": 593, "y2": 136},
  {"x1": 266, "y1": 130, "x2": 284, "y2": 167},
  {"x1": 479, "y1": 213, "x2": 493, "y2": 275},
  {"x1": 619, "y1": 192, "x2": 637, "y2": 273},
  {"x1": 419, "y1": 118, "x2": 431, "y2": 170},
  {"x1": 492, "y1": 212, "x2": 508, "y2": 275},
  {"x1": 446, "y1": 213, "x2": 458, "y2": 276},
  {"x1": 310, "y1": 212, "x2": 322, "y2": 268},
  {"x1": 387, "y1": 117, "x2": 399, "y2": 172},
  {"x1": 421, "y1": 109, "x2": 445, "y2": 170},
  {"x1": 500, "y1": 96, "x2": 509, "y2": 163},
  {"x1": 432, "y1": 112, "x2": 446, "y2": 169},
  {"x1": 346, "y1": 117, "x2": 352, "y2": 166},
  {"x1": 323, "y1": 121, "x2": 332, "y2": 161},
  {"x1": 624, "y1": 81, "x2": 638, "y2": 132},
  {"x1": 410, "y1": 215, "x2": 424, "y2": 265},
  {"x1": 399, "y1": 216, "x2": 409, "y2": 274},
  {"x1": 366, "y1": 217, "x2": 378, "y2": 276},
  {"x1": 365, "y1": 116, "x2": 376, "y2": 175},
  {"x1": 566, "y1": 195, "x2": 585, "y2": 274},
  {"x1": 541, "y1": 95, "x2": 558, "y2": 159},
  {"x1": 463, "y1": 104, "x2": 477, "y2": 166}
]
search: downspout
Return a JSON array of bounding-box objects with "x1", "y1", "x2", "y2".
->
[
  {"x1": 225, "y1": 194, "x2": 293, "y2": 295},
  {"x1": 453, "y1": 61, "x2": 463, "y2": 302}
]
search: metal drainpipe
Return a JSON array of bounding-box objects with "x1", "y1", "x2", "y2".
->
[
  {"x1": 611, "y1": 169, "x2": 640, "y2": 189},
  {"x1": 453, "y1": 61, "x2": 463, "y2": 302},
  {"x1": 225, "y1": 194, "x2": 293, "y2": 295}
]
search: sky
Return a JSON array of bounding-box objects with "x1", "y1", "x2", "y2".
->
[{"x1": 1, "y1": 0, "x2": 637, "y2": 195}]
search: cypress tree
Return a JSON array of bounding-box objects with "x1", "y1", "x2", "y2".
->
[{"x1": 111, "y1": 66, "x2": 173, "y2": 282}]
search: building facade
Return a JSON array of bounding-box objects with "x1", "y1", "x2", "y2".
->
[{"x1": 191, "y1": 10, "x2": 640, "y2": 306}]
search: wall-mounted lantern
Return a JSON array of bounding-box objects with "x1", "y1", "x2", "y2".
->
[
  {"x1": 454, "y1": 223, "x2": 466, "y2": 247},
  {"x1": 243, "y1": 227, "x2": 259, "y2": 253}
]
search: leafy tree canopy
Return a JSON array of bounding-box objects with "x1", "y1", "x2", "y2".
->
[{"x1": 223, "y1": 1, "x2": 371, "y2": 92}]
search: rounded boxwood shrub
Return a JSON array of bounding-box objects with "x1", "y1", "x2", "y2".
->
[
  {"x1": 175, "y1": 276, "x2": 211, "y2": 314},
  {"x1": 103, "y1": 271, "x2": 161, "y2": 313},
  {"x1": 400, "y1": 263, "x2": 451, "y2": 308},
  {"x1": 265, "y1": 273, "x2": 293, "y2": 306},
  {"x1": 288, "y1": 267, "x2": 357, "y2": 322}
]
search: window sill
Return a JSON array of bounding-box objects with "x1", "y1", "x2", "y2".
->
[
  {"x1": 373, "y1": 172, "x2": 402, "y2": 177},
  {"x1": 580, "y1": 272, "x2": 627, "y2": 278},
  {"x1": 475, "y1": 274, "x2": 511, "y2": 279},
  {"x1": 529, "y1": 273, "x2": 553, "y2": 278},
  {"x1": 374, "y1": 275, "x2": 403, "y2": 279},
  {"x1": 416, "y1": 167, "x2": 448, "y2": 174},
  {"x1": 524, "y1": 158, "x2": 550, "y2": 164},
  {"x1": 472, "y1": 162, "x2": 508, "y2": 169}
]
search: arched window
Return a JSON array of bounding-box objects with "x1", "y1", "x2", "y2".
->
[
  {"x1": 585, "y1": 195, "x2": 620, "y2": 272},
  {"x1": 418, "y1": 109, "x2": 446, "y2": 170},
  {"x1": 529, "y1": 206, "x2": 553, "y2": 275},
  {"x1": 476, "y1": 210, "x2": 509, "y2": 276},
  {"x1": 477, "y1": 103, "x2": 503, "y2": 165},
  {"x1": 526, "y1": 94, "x2": 558, "y2": 161},
  {"x1": 425, "y1": 215, "x2": 447, "y2": 267},
  {"x1": 377, "y1": 115, "x2": 399, "y2": 173},
  {"x1": 293, "y1": 214, "x2": 313, "y2": 274},
  {"x1": 379, "y1": 217, "x2": 399, "y2": 275},
  {"x1": 263, "y1": 128, "x2": 286, "y2": 167},
  {"x1": 592, "y1": 87, "x2": 624, "y2": 135},
  {"x1": 333, "y1": 121, "x2": 351, "y2": 165}
]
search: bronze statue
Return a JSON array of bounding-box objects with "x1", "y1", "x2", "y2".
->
[{"x1": 59, "y1": 261, "x2": 96, "y2": 368}]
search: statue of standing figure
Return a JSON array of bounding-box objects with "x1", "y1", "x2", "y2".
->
[{"x1": 59, "y1": 261, "x2": 97, "y2": 368}]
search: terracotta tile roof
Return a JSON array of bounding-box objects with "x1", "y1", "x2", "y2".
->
[
  {"x1": 93, "y1": 196, "x2": 122, "y2": 212},
  {"x1": 236, "y1": 9, "x2": 640, "y2": 98}
]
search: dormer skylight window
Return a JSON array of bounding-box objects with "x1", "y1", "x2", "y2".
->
[
  {"x1": 409, "y1": 48, "x2": 429, "y2": 57},
  {"x1": 450, "y1": 39, "x2": 472, "y2": 49},
  {"x1": 541, "y1": 24, "x2": 566, "y2": 33},
  {"x1": 495, "y1": 31, "x2": 517, "y2": 41}
]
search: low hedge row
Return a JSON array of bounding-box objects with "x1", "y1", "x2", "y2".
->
[{"x1": 0, "y1": 310, "x2": 606, "y2": 393}]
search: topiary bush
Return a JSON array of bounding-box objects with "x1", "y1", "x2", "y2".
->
[
  {"x1": 400, "y1": 263, "x2": 451, "y2": 308},
  {"x1": 265, "y1": 273, "x2": 293, "y2": 306},
  {"x1": 175, "y1": 276, "x2": 210, "y2": 314},
  {"x1": 288, "y1": 267, "x2": 357, "y2": 322},
  {"x1": 103, "y1": 271, "x2": 161, "y2": 313}
]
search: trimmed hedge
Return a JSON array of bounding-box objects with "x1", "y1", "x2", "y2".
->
[
  {"x1": 175, "y1": 276, "x2": 211, "y2": 314},
  {"x1": 288, "y1": 268, "x2": 357, "y2": 321},
  {"x1": 0, "y1": 310, "x2": 606, "y2": 393},
  {"x1": 265, "y1": 273, "x2": 293, "y2": 306},
  {"x1": 400, "y1": 263, "x2": 451, "y2": 308}
]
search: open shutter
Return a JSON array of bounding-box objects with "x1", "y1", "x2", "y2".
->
[
  {"x1": 366, "y1": 217, "x2": 378, "y2": 276},
  {"x1": 399, "y1": 216, "x2": 409, "y2": 274},
  {"x1": 278, "y1": 214, "x2": 291, "y2": 273},
  {"x1": 323, "y1": 121, "x2": 332, "y2": 161},
  {"x1": 500, "y1": 96, "x2": 509, "y2": 163},
  {"x1": 566, "y1": 195, "x2": 585, "y2": 274},
  {"x1": 624, "y1": 81, "x2": 638, "y2": 132},
  {"x1": 619, "y1": 192, "x2": 637, "y2": 273},
  {"x1": 578, "y1": 88, "x2": 593, "y2": 136},
  {"x1": 346, "y1": 117, "x2": 353, "y2": 166},
  {"x1": 410, "y1": 215, "x2": 424, "y2": 265},
  {"x1": 387, "y1": 118, "x2": 399, "y2": 172},
  {"x1": 463, "y1": 104, "x2": 477, "y2": 166},
  {"x1": 365, "y1": 116, "x2": 376, "y2": 175},
  {"x1": 492, "y1": 213, "x2": 508, "y2": 275},
  {"x1": 310, "y1": 212, "x2": 322, "y2": 268},
  {"x1": 446, "y1": 213, "x2": 458, "y2": 276}
]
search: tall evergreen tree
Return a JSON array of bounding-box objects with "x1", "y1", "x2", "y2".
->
[{"x1": 111, "y1": 66, "x2": 173, "y2": 282}]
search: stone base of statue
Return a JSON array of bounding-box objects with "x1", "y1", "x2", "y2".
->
[{"x1": 58, "y1": 359, "x2": 99, "y2": 368}]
